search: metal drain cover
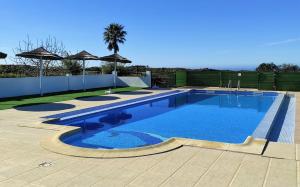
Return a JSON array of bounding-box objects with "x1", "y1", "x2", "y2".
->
[{"x1": 39, "y1": 161, "x2": 53, "y2": 167}]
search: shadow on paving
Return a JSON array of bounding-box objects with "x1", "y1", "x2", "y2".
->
[
  {"x1": 75, "y1": 95, "x2": 120, "y2": 101},
  {"x1": 117, "y1": 91, "x2": 152, "y2": 95},
  {"x1": 145, "y1": 88, "x2": 173, "y2": 90},
  {"x1": 14, "y1": 103, "x2": 76, "y2": 112}
]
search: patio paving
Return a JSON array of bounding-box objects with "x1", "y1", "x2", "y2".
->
[
  {"x1": 294, "y1": 92, "x2": 300, "y2": 143},
  {"x1": 0, "y1": 88, "x2": 299, "y2": 186}
]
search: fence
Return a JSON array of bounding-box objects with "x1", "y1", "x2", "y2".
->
[
  {"x1": 185, "y1": 71, "x2": 300, "y2": 91},
  {"x1": 152, "y1": 70, "x2": 300, "y2": 91},
  {"x1": 175, "y1": 71, "x2": 187, "y2": 87},
  {"x1": 151, "y1": 71, "x2": 176, "y2": 87},
  {"x1": 0, "y1": 72, "x2": 151, "y2": 98}
]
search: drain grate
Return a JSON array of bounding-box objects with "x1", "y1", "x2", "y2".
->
[{"x1": 38, "y1": 161, "x2": 53, "y2": 167}]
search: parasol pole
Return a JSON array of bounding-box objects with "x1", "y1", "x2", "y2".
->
[
  {"x1": 82, "y1": 59, "x2": 86, "y2": 91},
  {"x1": 39, "y1": 57, "x2": 43, "y2": 96}
]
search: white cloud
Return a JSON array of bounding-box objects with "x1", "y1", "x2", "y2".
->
[{"x1": 265, "y1": 38, "x2": 300, "y2": 46}]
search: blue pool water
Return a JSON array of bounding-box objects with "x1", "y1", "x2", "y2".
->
[{"x1": 54, "y1": 90, "x2": 277, "y2": 149}]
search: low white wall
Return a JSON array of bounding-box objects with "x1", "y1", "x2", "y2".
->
[
  {"x1": 0, "y1": 72, "x2": 151, "y2": 98},
  {"x1": 117, "y1": 71, "x2": 151, "y2": 88},
  {"x1": 0, "y1": 77, "x2": 40, "y2": 98},
  {"x1": 84, "y1": 74, "x2": 114, "y2": 89},
  {"x1": 43, "y1": 76, "x2": 69, "y2": 93},
  {"x1": 68, "y1": 75, "x2": 83, "y2": 91}
]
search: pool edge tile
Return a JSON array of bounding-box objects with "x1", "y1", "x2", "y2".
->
[
  {"x1": 227, "y1": 137, "x2": 267, "y2": 155},
  {"x1": 263, "y1": 142, "x2": 296, "y2": 160},
  {"x1": 41, "y1": 126, "x2": 267, "y2": 158}
]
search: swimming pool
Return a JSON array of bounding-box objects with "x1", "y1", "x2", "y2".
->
[{"x1": 50, "y1": 90, "x2": 281, "y2": 149}]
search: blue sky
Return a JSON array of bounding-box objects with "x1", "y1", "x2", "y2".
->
[{"x1": 1, "y1": 0, "x2": 300, "y2": 70}]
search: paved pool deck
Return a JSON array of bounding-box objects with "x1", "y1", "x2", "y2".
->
[
  {"x1": 294, "y1": 92, "x2": 300, "y2": 144},
  {"x1": 0, "y1": 88, "x2": 299, "y2": 187}
]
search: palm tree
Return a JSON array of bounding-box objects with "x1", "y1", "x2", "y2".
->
[
  {"x1": 103, "y1": 23, "x2": 127, "y2": 54},
  {"x1": 103, "y1": 23, "x2": 127, "y2": 89}
]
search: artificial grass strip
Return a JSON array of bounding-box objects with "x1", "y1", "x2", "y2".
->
[{"x1": 0, "y1": 87, "x2": 140, "y2": 110}]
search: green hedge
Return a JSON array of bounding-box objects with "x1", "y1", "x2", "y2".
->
[
  {"x1": 176, "y1": 71, "x2": 187, "y2": 87},
  {"x1": 276, "y1": 73, "x2": 300, "y2": 91},
  {"x1": 258, "y1": 73, "x2": 274, "y2": 90},
  {"x1": 187, "y1": 71, "x2": 220, "y2": 87},
  {"x1": 183, "y1": 70, "x2": 300, "y2": 91}
]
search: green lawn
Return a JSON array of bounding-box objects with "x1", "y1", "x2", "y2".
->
[{"x1": 0, "y1": 87, "x2": 140, "y2": 110}]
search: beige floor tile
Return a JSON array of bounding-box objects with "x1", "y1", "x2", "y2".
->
[
  {"x1": 91, "y1": 168, "x2": 140, "y2": 186},
  {"x1": 59, "y1": 159, "x2": 96, "y2": 175},
  {"x1": 296, "y1": 144, "x2": 300, "y2": 160},
  {"x1": 127, "y1": 172, "x2": 170, "y2": 187},
  {"x1": 58, "y1": 174, "x2": 100, "y2": 187},
  {"x1": 161, "y1": 148, "x2": 222, "y2": 187},
  {"x1": 194, "y1": 151, "x2": 245, "y2": 187},
  {"x1": 0, "y1": 164, "x2": 37, "y2": 179},
  {"x1": 264, "y1": 142, "x2": 296, "y2": 160},
  {"x1": 11, "y1": 158, "x2": 77, "y2": 183},
  {"x1": 125, "y1": 154, "x2": 169, "y2": 172},
  {"x1": 30, "y1": 170, "x2": 77, "y2": 187},
  {"x1": 297, "y1": 161, "x2": 300, "y2": 187},
  {"x1": 229, "y1": 154, "x2": 270, "y2": 187},
  {"x1": 264, "y1": 158, "x2": 297, "y2": 187},
  {"x1": 0, "y1": 179, "x2": 29, "y2": 187},
  {"x1": 128, "y1": 147, "x2": 199, "y2": 186},
  {"x1": 0, "y1": 175, "x2": 7, "y2": 182}
]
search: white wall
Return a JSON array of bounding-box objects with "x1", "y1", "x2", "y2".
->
[
  {"x1": 0, "y1": 73, "x2": 151, "y2": 98},
  {"x1": 0, "y1": 77, "x2": 40, "y2": 98},
  {"x1": 43, "y1": 76, "x2": 69, "y2": 93},
  {"x1": 117, "y1": 71, "x2": 151, "y2": 88},
  {"x1": 85, "y1": 74, "x2": 114, "y2": 89}
]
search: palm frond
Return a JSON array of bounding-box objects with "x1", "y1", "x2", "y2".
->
[{"x1": 103, "y1": 23, "x2": 127, "y2": 53}]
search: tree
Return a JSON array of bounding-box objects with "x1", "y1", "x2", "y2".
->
[
  {"x1": 62, "y1": 59, "x2": 82, "y2": 75},
  {"x1": 256, "y1": 63, "x2": 279, "y2": 72},
  {"x1": 101, "y1": 62, "x2": 113, "y2": 74},
  {"x1": 103, "y1": 23, "x2": 127, "y2": 54},
  {"x1": 278, "y1": 63, "x2": 299, "y2": 72},
  {"x1": 13, "y1": 35, "x2": 67, "y2": 76},
  {"x1": 86, "y1": 66, "x2": 102, "y2": 74},
  {"x1": 101, "y1": 62, "x2": 126, "y2": 74}
]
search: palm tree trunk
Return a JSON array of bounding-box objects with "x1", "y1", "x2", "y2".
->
[{"x1": 114, "y1": 59, "x2": 117, "y2": 88}]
